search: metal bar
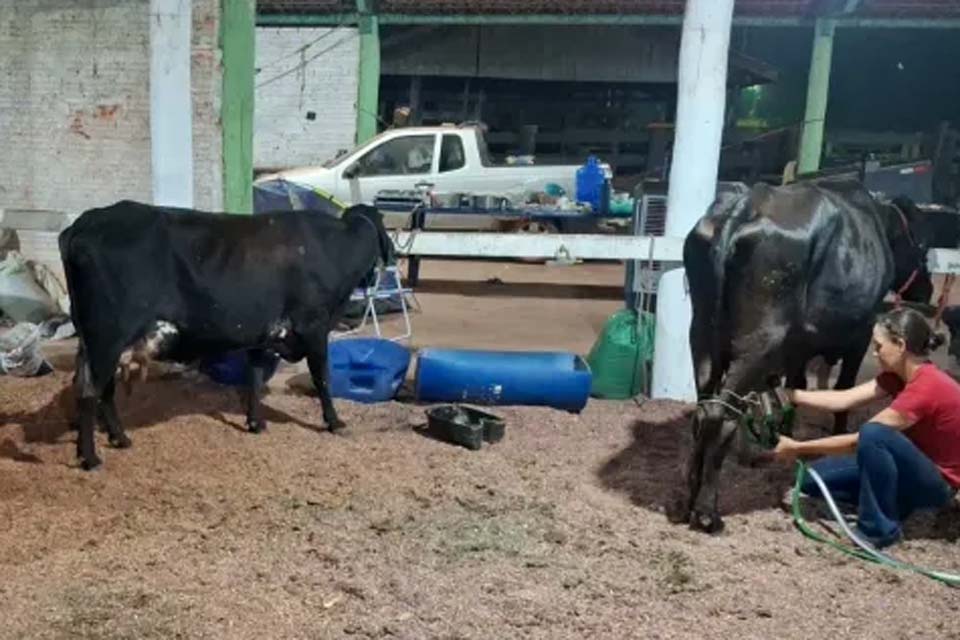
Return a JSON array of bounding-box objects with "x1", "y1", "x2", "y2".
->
[
  {"x1": 391, "y1": 232, "x2": 685, "y2": 261},
  {"x1": 383, "y1": 15, "x2": 960, "y2": 29},
  {"x1": 222, "y1": 0, "x2": 256, "y2": 214},
  {"x1": 390, "y1": 232, "x2": 960, "y2": 276},
  {"x1": 380, "y1": 13, "x2": 686, "y2": 26},
  {"x1": 355, "y1": 0, "x2": 380, "y2": 144},
  {"x1": 798, "y1": 18, "x2": 837, "y2": 174},
  {"x1": 257, "y1": 13, "x2": 357, "y2": 26},
  {"x1": 256, "y1": 13, "x2": 960, "y2": 29},
  {"x1": 835, "y1": 18, "x2": 960, "y2": 29}
]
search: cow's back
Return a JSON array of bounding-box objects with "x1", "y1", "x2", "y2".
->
[
  {"x1": 686, "y1": 181, "x2": 895, "y2": 380},
  {"x1": 779, "y1": 182, "x2": 894, "y2": 336},
  {"x1": 61, "y1": 201, "x2": 359, "y2": 352}
]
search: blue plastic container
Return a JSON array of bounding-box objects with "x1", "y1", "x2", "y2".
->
[
  {"x1": 414, "y1": 348, "x2": 592, "y2": 413},
  {"x1": 576, "y1": 155, "x2": 606, "y2": 212},
  {"x1": 200, "y1": 350, "x2": 281, "y2": 386},
  {"x1": 328, "y1": 337, "x2": 411, "y2": 403}
]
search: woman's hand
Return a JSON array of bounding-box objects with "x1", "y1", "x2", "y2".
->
[{"x1": 771, "y1": 435, "x2": 800, "y2": 465}]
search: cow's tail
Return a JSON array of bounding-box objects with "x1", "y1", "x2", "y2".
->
[
  {"x1": 711, "y1": 222, "x2": 733, "y2": 325},
  {"x1": 57, "y1": 224, "x2": 77, "y2": 322},
  {"x1": 58, "y1": 219, "x2": 89, "y2": 348},
  {"x1": 709, "y1": 197, "x2": 746, "y2": 344},
  {"x1": 685, "y1": 194, "x2": 744, "y2": 396}
]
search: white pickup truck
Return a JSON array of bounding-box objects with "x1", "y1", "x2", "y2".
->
[{"x1": 255, "y1": 124, "x2": 581, "y2": 214}]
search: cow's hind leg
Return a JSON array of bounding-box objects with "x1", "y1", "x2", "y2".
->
[
  {"x1": 97, "y1": 377, "x2": 132, "y2": 449},
  {"x1": 690, "y1": 341, "x2": 784, "y2": 533},
  {"x1": 73, "y1": 346, "x2": 101, "y2": 470},
  {"x1": 667, "y1": 409, "x2": 708, "y2": 525},
  {"x1": 245, "y1": 349, "x2": 270, "y2": 433},
  {"x1": 688, "y1": 416, "x2": 738, "y2": 533},
  {"x1": 74, "y1": 340, "x2": 128, "y2": 470}
]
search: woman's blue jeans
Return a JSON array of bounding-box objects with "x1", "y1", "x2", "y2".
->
[{"x1": 800, "y1": 423, "x2": 953, "y2": 547}]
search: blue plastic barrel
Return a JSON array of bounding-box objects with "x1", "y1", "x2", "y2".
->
[
  {"x1": 414, "y1": 348, "x2": 592, "y2": 413},
  {"x1": 328, "y1": 337, "x2": 411, "y2": 403}
]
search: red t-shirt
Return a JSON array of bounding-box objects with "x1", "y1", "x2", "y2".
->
[{"x1": 877, "y1": 363, "x2": 960, "y2": 488}]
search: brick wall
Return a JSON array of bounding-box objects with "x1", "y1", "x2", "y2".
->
[
  {"x1": 0, "y1": 0, "x2": 223, "y2": 218},
  {"x1": 254, "y1": 26, "x2": 359, "y2": 172}
]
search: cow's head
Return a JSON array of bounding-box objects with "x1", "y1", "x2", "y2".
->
[
  {"x1": 885, "y1": 197, "x2": 934, "y2": 304},
  {"x1": 343, "y1": 204, "x2": 395, "y2": 266}
]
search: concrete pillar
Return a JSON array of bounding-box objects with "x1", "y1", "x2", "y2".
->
[
  {"x1": 798, "y1": 18, "x2": 837, "y2": 175},
  {"x1": 356, "y1": 0, "x2": 381, "y2": 144},
  {"x1": 149, "y1": 0, "x2": 194, "y2": 208},
  {"x1": 221, "y1": 0, "x2": 256, "y2": 214},
  {"x1": 651, "y1": 0, "x2": 735, "y2": 401}
]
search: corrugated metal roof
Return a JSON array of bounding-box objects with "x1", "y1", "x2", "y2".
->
[{"x1": 257, "y1": 0, "x2": 960, "y2": 18}]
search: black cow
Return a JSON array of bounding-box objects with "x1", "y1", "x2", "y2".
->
[
  {"x1": 803, "y1": 203, "x2": 960, "y2": 388},
  {"x1": 59, "y1": 200, "x2": 393, "y2": 470},
  {"x1": 671, "y1": 180, "x2": 933, "y2": 533}
]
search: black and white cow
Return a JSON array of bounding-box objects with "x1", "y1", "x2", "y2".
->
[{"x1": 59, "y1": 200, "x2": 393, "y2": 470}]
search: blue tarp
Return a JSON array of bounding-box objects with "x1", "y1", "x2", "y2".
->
[{"x1": 253, "y1": 178, "x2": 345, "y2": 216}]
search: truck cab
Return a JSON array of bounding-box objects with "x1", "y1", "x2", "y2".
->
[{"x1": 256, "y1": 124, "x2": 580, "y2": 209}]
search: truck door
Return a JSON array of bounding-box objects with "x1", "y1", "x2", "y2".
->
[{"x1": 341, "y1": 133, "x2": 438, "y2": 204}]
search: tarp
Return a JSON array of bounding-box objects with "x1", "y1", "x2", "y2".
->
[
  {"x1": 253, "y1": 179, "x2": 346, "y2": 217},
  {"x1": 250, "y1": 179, "x2": 410, "y2": 325}
]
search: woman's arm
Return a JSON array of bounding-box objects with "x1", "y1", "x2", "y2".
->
[
  {"x1": 773, "y1": 407, "x2": 916, "y2": 462},
  {"x1": 774, "y1": 433, "x2": 859, "y2": 460},
  {"x1": 786, "y1": 378, "x2": 888, "y2": 413}
]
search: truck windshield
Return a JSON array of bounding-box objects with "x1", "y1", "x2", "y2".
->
[
  {"x1": 474, "y1": 129, "x2": 496, "y2": 168},
  {"x1": 321, "y1": 148, "x2": 350, "y2": 168}
]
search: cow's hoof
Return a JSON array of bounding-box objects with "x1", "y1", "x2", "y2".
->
[
  {"x1": 665, "y1": 499, "x2": 691, "y2": 525},
  {"x1": 327, "y1": 419, "x2": 347, "y2": 433},
  {"x1": 247, "y1": 419, "x2": 267, "y2": 434},
  {"x1": 689, "y1": 510, "x2": 724, "y2": 534},
  {"x1": 80, "y1": 456, "x2": 103, "y2": 471},
  {"x1": 109, "y1": 434, "x2": 132, "y2": 449}
]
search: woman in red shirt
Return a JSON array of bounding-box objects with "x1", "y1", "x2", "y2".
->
[{"x1": 774, "y1": 308, "x2": 960, "y2": 548}]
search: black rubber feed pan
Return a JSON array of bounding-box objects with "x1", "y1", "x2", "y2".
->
[{"x1": 425, "y1": 405, "x2": 505, "y2": 451}]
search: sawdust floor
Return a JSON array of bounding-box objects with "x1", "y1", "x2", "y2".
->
[{"x1": 2, "y1": 260, "x2": 960, "y2": 640}]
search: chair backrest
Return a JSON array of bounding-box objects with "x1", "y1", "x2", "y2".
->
[{"x1": 351, "y1": 265, "x2": 409, "y2": 300}]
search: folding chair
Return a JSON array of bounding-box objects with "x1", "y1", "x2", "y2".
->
[{"x1": 333, "y1": 264, "x2": 418, "y2": 343}]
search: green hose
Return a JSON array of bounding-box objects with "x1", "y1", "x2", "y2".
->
[{"x1": 792, "y1": 461, "x2": 960, "y2": 587}]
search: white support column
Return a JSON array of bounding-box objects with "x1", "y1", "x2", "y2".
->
[
  {"x1": 149, "y1": 0, "x2": 194, "y2": 208},
  {"x1": 652, "y1": 0, "x2": 736, "y2": 401}
]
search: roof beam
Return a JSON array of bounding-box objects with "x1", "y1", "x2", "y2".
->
[{"x1": 257, "y1": 13, "x2": 960, "y2": 29}]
